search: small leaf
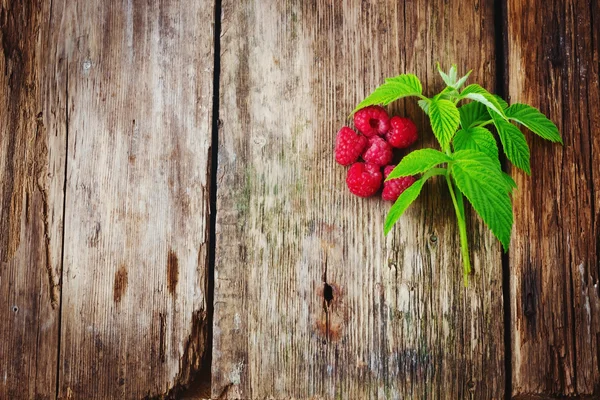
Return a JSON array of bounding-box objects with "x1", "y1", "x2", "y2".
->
[
  {"x1": 453, "y1": 127, "x2": 499, "y2": 162},
  {"x1": 491, "y1": 112, "x2": 531, "y2": 174},
  {"x1": 429, "y1": 98, "x2": 460, "y2": 149},
  {"x1": 454, "y1": 70, "x2": 472, "y2": 89},
  {"x1": 451, "y1": 150, "x2": 514, "y2": 250},
  {"x1": 353, "y1": 74, "x2": 423, "y2": 113},
  {"x1": 505, "y1": 103, "x2": 563, "y2": 143},
  {"x1": 448, "y1": 64, "x2": 458, "y2": 83},
  {"x1": 459, "y1": 84, "x2": 507, "y2": 119},
  {"x1": 386, "y1": 149, "x2": 451, "y2": 180},
  {"x1": 384, "y1": 178, "x2": 426, "y2": 235},
  {"x1": 437, "y1": 63, "x2": 470, "y2": 89},
  {"x1": 437, "y1": 63, "x2": 454, "y2": 87},
  {"x1": 458, "y1": 101, "x2": 490, "y2": 128}
]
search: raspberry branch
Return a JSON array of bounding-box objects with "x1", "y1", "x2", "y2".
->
[
  {"x1": 445, "y1": 171, "x2": 471, "y2": 285},
  {"x1": 355, "y1": 63, "x2": 562, "y2": 285}
]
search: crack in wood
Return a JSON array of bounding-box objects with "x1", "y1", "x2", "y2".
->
[
  {"x1": 159, "y1": 312, "x2": 166, "y2": 364},
  {"x1": 34, "y1": 114, "x2": 57, "y2": 308},
  {"x1": 154, "y1": 309, "x2": 208, "y2": 399}
]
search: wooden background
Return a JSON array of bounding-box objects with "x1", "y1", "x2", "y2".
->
[{"x1": 0, "y1": 0, "x2": 598, "y2": 399}]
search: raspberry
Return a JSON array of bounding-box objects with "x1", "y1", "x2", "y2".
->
[
  {"x1": 353, "y1": 106, "x2": 390, "y2": 137},
  {"x1": 346, "y1": 162, "x2": 382, "y2": 197},
  {"x1": 362, "y1": 136, "x2": 392, "y2": 166},
  {"x1": 386, "y1": 116, "x2": 418, "y2": 148},
  {"x1": 335, "y1": 127, "x2": 368, "y2": 166},
  {"x1": 382, "y1": 165, "x2": 416, "y2": 201}
]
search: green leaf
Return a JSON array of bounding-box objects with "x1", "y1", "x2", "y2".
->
[
  {"x1": 491, "y1": 112, "x2": 531, "y2": 174},
  {"x1": 505, "y1": 103, "x2": 563, "y2": 143},
  {"x1": 384, "y1": 168, "x2": 447, "y2": 235},
  {"x1": 459, "y1": 84, "x2": 507, "y2": 119},
  {"x1": 452, "y1": 149, "x2": 510, "y2": 190},
  {"x1": 384, "y1": 177, "x2": 427, "y2": 235},
  {"x1": 503, "y1": 172, "x2": 517, "y2": 192},
  {"x1": 453, "y1": 127, "x2": 499, "y2": 162},
  {"x1": 353, "y1": 74, "x2": 423, "y2": 113},
  {"x1": 451, "y1": 150, "x2": 514, "y2": 250},
  {"x1": 429, "y1": 98, "x2": 460, "y2": 149},
  {"x1": 386, "y1": 149, "x2": 451, "y2": 180},
  {"x1": 493, "y1": 94, "x2": 509, "y2": 110},
  {"x1": 418, "y1": 99, "x2": 430, "y2": 115},
  {"x1": 454, "y1": 70, "x2": 472, "y2": 89},
  {"x1": 451, "y1": 148, "x2": 514, "y2": 202},
  {"x1": 458, "y1": 101, "x2": 490, "y2": 128}
]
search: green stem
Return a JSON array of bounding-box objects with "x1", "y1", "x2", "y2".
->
[
  {"x1": 475, "y1": 119, "x2": 492, "y2": 128},
  {"x1": 445, "y1": 172, "x2": 471, "y2": 286},
  {"x1": 422, "y1": 167, "x2": 448, "y2": 179}
]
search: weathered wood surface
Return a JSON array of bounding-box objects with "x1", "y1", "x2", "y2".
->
[
  {"x1": 0, "y1": 0, "x2": 65, "y2": 398},
  {"x1": 212, "y1": 1, "x2": 505, "y2": 398},
  {"x1": 507, "y1": 0, "x2": 600, "y2": 397},
  {"x1": 53, "y1": 0, "x2": 214, "y2": 398},
  {"x1": 2, "y1": 0, "x2": 600, "y2": 398}
]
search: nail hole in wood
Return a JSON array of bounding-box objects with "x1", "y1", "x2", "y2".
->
[
  {"x1": 12, "y1": 306, "x2": 18, "y2": 313},
  {"x1": 323, "y1": 283, "x2": 334, "y2": 306}
]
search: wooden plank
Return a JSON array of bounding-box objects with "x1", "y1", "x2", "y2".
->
[
  {"x1": 213, "y1": 1, "x2": 505, "y2": 398},
  {"x1": 506, "y1": 0, "x2": 600, "y2": 396},
  {"x1": 0, "y1": 0, "x2": 65, "y2": 398},
  {"x1": 56, "y1": 1, "x2": 214, "y2": 398}
]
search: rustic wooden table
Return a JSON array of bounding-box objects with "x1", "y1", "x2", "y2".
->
[{"x1": 1, "y1": 0, "x2": 598, "y2": 399}]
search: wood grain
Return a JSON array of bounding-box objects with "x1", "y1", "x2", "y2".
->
[
  {"x1": 213, "y1": 1, "x2": 505, "y2": 398},
  {"x1": 55, "y1": 1, "x2": 214, "y2": 398},
  {"x1": 0, "y1": 0, "x2": 65, "y2": 398},
  {"x1": 507, "y1": 0, "x2": 600, "y2": 396}
]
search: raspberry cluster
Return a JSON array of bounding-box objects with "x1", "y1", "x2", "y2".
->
[{"x1": 335, "y1": 106, "x2": 418, "y2": 201}]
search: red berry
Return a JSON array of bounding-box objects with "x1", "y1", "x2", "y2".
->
[
  {"x1": 346, "y1": 162, "x2": 382, "y2": 197},
  {"x1": 382, "y1": 165, "x2": 416, "y2": 201},
  {"x1": 335, "y1": 127, "x2": 367, "y2": 166},
  {"x1": 353, "y1": 106, "x2": 390, "y2": 137},
  {"x1": 386, "y1": 116, "x2": 418, "y2": 148},
  {"x1": 362, "y1": 136, "x2": 392, "y2": 166}
]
